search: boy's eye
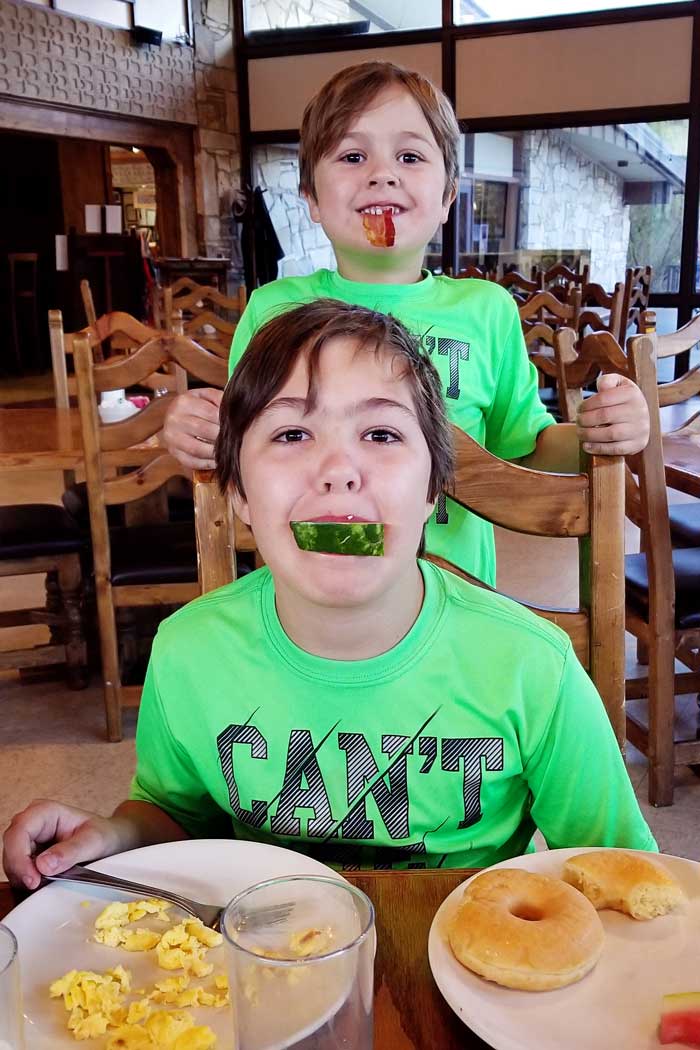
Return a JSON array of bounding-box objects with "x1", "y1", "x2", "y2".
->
[
  {"x1": 399, "y1": 152, "x2": 422, "y2": 164},
  {"x1": 274, "y1": 429, "x2": 309, "y2": 443},
  {"x1": 340, "y1": 152, "x2": 364, "y2": 164},
  {"x1": 363, "y1": 428, "x2": 400, "y2": 443}
]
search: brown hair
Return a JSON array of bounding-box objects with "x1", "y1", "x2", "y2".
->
[
  {"x1": 216, "y1": 299, "x2": 454, "y2": 509},
  {"x1": 299, "y1": 61, "x2": 460, "y2": 203}
]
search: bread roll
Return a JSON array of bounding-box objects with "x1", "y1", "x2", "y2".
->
[{"x1": 562, "y1": 851, "x2": 683, "y2": 920}]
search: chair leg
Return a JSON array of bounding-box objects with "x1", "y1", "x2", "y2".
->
[
  {"x1": 57, "y1": 555, "x2": 88, "y2": 690},
  {"x1": 94, "y1": 577, "x2": 123, "y2": 742},
  {"x1": 646, "y1": 633, "x2": 676, "y2": 806}
]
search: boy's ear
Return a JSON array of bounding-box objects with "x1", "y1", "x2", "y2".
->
[
  {"x1": 303, "y1": 190, "x2": 322, "y2": 224},
  {"x1": 441, "y1": 181, "x2": 458, "y2": 223},
  {"x1": 231, "y1": 486, "x2": 251, "y2": 528}
]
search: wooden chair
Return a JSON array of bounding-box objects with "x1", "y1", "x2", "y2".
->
[
  {"x1": 453, "y1": 264, "x2": 497, "y2": 281},
  {"x1": 641, "y1": 311, "x2": 700, "y2": 549},
  {"x1": 541, "y1": 329, "x2": 700, "y2": 804},
  {"x1": 518, "y1": 288, "x2": 582, "y2": 334},
  {"x1": 523, "y1": 321, "x2": 578, "y2": 422},
  {"x1": 163, "y1": 279, "x2": 247, "y2": 360},
  {"x1": 578, "y1": 281, "x2": 624, "y2": 339},
  {"x1": 0, "y1": 505, "x2": 86, "y2": 686},
  {"x1": 73, "y1": 330, "x2": 228, "y2": 741},
  {"x1": 192, "y1": 429, "x2": 626, "y2": 745},
  {"x1": 619, "y1": 266, "x2": 652, "y2": 344},
  {"x1": 498, "y1": 270, "x2": 543, "y2": 302},
  {"x1": 48, "y1": 309, "x2": 186, "y2": 407},
  {"x1": 534, "y1": 262, "x2": 590, "y2": 301}
]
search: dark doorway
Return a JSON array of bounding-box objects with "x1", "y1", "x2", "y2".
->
[{"x1": 0, "y1": 133, "x2": 64, "y2": 376}]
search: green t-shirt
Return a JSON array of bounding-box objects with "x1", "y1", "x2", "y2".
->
[
  {"x1": 130, "y1": 561, "x2": 655, "y2": 871},
  {"x1": 227, "y1": 270, "x2": 556, "y2": 587}
]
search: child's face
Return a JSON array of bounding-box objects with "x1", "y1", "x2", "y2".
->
[
  {"x1": 305, "y1": 85, "x2": 455, "y2": 266},
  {"x1": 233, "y1": 335, "x2": 435, "y2": 610}
]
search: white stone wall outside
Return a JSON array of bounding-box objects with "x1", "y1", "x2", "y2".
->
[
  {"x1": 518, "y1": 129, "x2": 630, "y2": 290},
  {"x1": 254, "y1": 145, "x2": 335, "y2": 276},
  {"x1": 245, "y1": 0, "x2": 353, "y2": 32}
]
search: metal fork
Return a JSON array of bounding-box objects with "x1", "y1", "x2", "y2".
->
[{"x1": 42, "y1": 863, "x2": 293, "y2": 933}]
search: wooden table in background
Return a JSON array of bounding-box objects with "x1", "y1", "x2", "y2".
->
[
  {"x1": 0, "y1": 407, "x2": 160, "y2": 472},
  {"x1": 0, "y1": 869, "x2": 489, "y2": 1049},
  {"x1": 663, "y1": 429, "x2": 700, "y2": 497}
]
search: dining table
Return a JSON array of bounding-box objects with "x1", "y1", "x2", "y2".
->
[
  {"x1": 0, "y1": 406, "x2": 161, "y2": 473},
  {"x1": 663, "y1": 425, "x2": 700, "y2": 497},
  {"x1": 0, "y1": 867, "x2": 491, "y2": 1049}
]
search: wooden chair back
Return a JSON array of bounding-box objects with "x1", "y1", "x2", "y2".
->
[
  {"x1": 518, "y1": 288, "x2": 582, "y2": 332},
  {"x1": 498, "y1": 270, "x2": 543, "y2": 300},
  {"x1": 644, "y1": 311, "x2": 700, "y2": 408},
  {"x1": 192, "y1": 428, "x2": 626, "y2": 744},
  {"x1": 578, "y1": 281, "x2": 624, "y2": 339},
  {"x1": 619, "y1": 266, "x2": 652, "y2": 343},
  {"x1": 534, "y1": 261, "x2": 590, "y2": 291},
  {"x1": 73, "y1": 332, "x2": 227, "y2": 740},
  {"x1": 522, "y1": 321, "x2": 578, "y2": 422},
  {"x1": 163, "y1": 279, "x2": 246, "y2": 360},
  {"x1": 453, "y1": 264, "x2": 497, "y2": 281}
]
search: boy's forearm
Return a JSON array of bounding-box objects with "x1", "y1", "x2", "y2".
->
[
  {"x1": 518, "y1": 423, "x2": 579, "y2": 474},
  {"x1": 109, "y1": 800, "x2": 191, "y2": 853}
]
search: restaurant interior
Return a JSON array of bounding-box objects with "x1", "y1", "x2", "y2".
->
[{"x1": 1, "y1": 0, "x2": 700, "y2": 1047}]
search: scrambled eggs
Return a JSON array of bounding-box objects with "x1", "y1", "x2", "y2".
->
[{"x1": 49, "y1": 899, "x2": 228, "y2": 1047}]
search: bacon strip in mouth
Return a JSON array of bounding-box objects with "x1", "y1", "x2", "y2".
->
[{"x1": 362, "y1": 209, "x2": 396, "y2": 248}]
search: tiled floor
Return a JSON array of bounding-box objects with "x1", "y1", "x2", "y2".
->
[{"x1": 1, "y1": 468, "x2": 699, "y2": 879}]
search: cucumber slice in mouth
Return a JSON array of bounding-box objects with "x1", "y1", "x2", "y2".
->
[{"x1": 290, "y1": 521, "x2": 384, "y2": 556}]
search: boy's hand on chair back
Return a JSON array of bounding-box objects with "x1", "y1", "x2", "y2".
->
[
  {"x1": 3, "y1": 800, "x2": 121, "y2": 890},
  {"x1": 575, "y1": 373, "x2": 650, "y2": 456},
  {"x1": 162, "y1": 388, "x2": 223, "y2": 470}
]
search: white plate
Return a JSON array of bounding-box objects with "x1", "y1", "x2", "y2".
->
[
  {"x1": 4, "y1": 839, "x2": 344, "y2": 1050},
  {"x1": 428, "y1": 847, "x2": 700, "y2": 1050}
]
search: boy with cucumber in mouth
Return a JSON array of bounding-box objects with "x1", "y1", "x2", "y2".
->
[
  {"x1": 164, "y1": 59, "x2": 650, "y2": 588},
  {"x1": 4, "y1": 300, "x2": 654, "y2": 885}
]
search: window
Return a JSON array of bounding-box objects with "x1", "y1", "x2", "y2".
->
[
  {"x1": 244, "y1": 0, "x2": 441, "y2": 35},
  {"x1": 455, "y1": 121, "x2": 688, "y2": 293},
  {"x1": 455, "y1": 0, "x2": 684, "y2": 27}
]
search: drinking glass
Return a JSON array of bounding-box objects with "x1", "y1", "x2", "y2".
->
[
  {"x1": 223, "y1": 875, "x2": 374, "y2": 1050},
  {"x1": 0, "y1": 924, "x2": 25, "y2": 1050}
]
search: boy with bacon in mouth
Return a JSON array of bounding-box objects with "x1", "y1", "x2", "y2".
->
[{"x1": 164, "y1": 59, "x2": 650, "y2": 588}]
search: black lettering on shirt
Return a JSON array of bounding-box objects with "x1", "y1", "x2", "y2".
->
[
  {"x1": 217, "y1": 724, "x2": 269, "y2": 828},
  {"x1": 423, "y1": 335, "x2": 470, "y2": 399},
  {"x1": 338, "y1": 732, "x2": 413, "y2": 841},
  {"x1": 270, "y1": 728, "x2": 334, "y2": 838},
  {"x1": 441, "y1": 737, "x2": 504, "y2": 828}
]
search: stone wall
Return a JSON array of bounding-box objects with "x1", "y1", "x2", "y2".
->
[
  {"x1": 246, "y1": 0, "x2": 353, "y2": 32},
  {"x1": 518, "y1": 129, "x2": 630, "y2": 290},
  {"x1": 254, "y1": 144, "x2": 335, "y2": 276},
  {"x1": 191, "y1": 0, "x2": 241, "y2": 272},
  {"x1": 0, "y1": 0, "x2": 196, "y2": 121}
]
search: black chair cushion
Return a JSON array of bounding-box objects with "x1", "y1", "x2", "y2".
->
[
  {"x1": 63, "y1": 482, "x2": 195, "y2": 529},
  {"x1": 62, "y1": 482, "x2": 125, "y2": 530},
  {"x1": 0, "y1": 504, "x2": 84, "y2": 559},
  {"x1": 668, "y1": 503, "x2": 700, "y2": 548},
  {"x1": 109, "y1": 522, "x2": 198, "y2": 586},
  {"x1": 625, "y1": 548, "x2": 700, "y2": 629}
]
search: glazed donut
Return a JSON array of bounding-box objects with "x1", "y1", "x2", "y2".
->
[
  {"x1": 562, "y1": 851, "x2": 683, "y2": 920},
  {"x1": 448, "y1": 868, "x2": 604, "y2": 991}
]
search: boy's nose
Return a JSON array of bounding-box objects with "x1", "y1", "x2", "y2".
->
[
  {"x1": 368, "y1": 173, "x2": 398, "y2": 187},
  {"x1": 317, "y1": 451, "x2": 362, "y2": 493}
]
